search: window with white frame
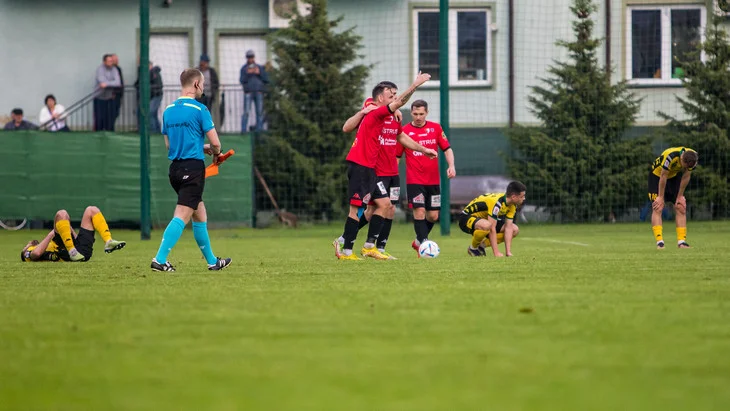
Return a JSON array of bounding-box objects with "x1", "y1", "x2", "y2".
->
[
  {"x1": 413, "y1": 8, "x2": 492, "y2": 86},
  {"x1": 626, "y1": 5, "x2": 705, "y2": 85}
]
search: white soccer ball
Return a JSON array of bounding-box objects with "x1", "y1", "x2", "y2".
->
[{"x1": 418, "y1": 240, "x2": 440, "y2": 258}]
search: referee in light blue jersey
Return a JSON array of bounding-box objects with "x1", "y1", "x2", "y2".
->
[{"x1": 150, "y1": 68, "x2": 232, "y2": 272}]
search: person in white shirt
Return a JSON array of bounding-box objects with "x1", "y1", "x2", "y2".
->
[{"x1": 39, "y1": 94, "x2": 70, "y2": 132}]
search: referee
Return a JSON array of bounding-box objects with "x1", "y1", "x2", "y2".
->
[{"x1": 151, "y1": 68, "x2": 232, "y2": 272}]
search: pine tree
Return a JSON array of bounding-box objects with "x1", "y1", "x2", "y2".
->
[
  {"x1": 255, "y1": 0, "x2": 370, "y2": 220},
  {"x1": 658, "y1": 15, "x2": 730, "y2": 218},
  {"x1": 505, "y1": 0, "x2": 651, "y2": 222}
]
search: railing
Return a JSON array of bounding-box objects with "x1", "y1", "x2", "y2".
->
[{"x1": 40, "y1": 84, "x2": 256, "y2": 134}]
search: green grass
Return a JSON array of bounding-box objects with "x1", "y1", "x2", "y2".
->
[{"x1": 1, "y1": 222, "x2": 730, "y2": 411}]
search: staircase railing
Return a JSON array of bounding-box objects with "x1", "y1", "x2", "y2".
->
[{"x1": 37, "y1": 84, "x2": 251, "y2": 134}]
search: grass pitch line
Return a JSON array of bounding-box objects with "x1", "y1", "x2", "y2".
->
[{"x1": 522, "y1": 238, "x2": 590, "y2": 247}]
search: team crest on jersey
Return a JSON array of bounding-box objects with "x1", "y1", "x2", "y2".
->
[{"x1": 441, "y1": 132, "x2": 448, "y2": 141}]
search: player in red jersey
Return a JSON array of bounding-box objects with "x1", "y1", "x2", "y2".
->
[
  {"x1": 336, "y1": 73, "x2": 437, "y2": 260},
  {"x1": 340, "y1": 83, "x2": 404, "y2": 259},
  {"x1": 397, "y1": 100, "x2": 456, "y2": 254}
]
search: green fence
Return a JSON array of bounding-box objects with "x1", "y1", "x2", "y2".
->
[{"x1": 0, "y1": 131, "x2": 254, "y2": 227}]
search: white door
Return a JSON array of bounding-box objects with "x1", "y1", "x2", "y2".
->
[
  {"x1": 218, "y1": 35, "x2": 268, "y2": 133},
  {"x1": 149, "y1": 33, "x2": 190, "y2": 131}
]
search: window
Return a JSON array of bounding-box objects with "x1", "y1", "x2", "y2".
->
[
  {"x1": 413, "y1": 8, "x2": 492, "y2": 86},
  {"x1": 626, "y1": 5, "x2": 705, "y2": 85}
]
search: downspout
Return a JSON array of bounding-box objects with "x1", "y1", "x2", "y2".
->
[
  {"x1": 508, "y1": 0, "x2": 515, "y2": 127},
  {"x1": 605, "y1": 0, "x2": 611, "y2": 75},
  {"x1": 202, "y1": 0, "x2": 209, "y2": 56}
]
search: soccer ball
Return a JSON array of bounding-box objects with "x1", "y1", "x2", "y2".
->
[{"x1": 418, "y1": 240, "x2": 440, "y2": 258}]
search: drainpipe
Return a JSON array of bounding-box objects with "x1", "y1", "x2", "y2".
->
[
  {"x1": 508, "y1": 0, "x2": 514, "y2": 127},
  {"x1": 605, "y1": 0, "x2": 611, "y2": 75},
  {"x1": 202, "y1": 0, "x2": 209, "y2": 56}
]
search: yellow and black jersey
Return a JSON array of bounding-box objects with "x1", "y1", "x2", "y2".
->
[
  {"x1": 21, "y1": 242, "x2": 68, "y2": 262},
  {"x1": 461, "y1": 192, "x2": 516, "y2": 220},
  {"x1": 651, "y1": 147, "x2": 697, "y2": 178}
]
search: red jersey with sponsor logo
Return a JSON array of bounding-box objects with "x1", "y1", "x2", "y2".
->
[
  {"x1": 345, "y1": 104, "x2": 395, "y2": 168},
  {"x1": 362, "y1": 98, "x2": 403, "y2": 176},
  {"x1": 397, "y1": 121, "x2": 450, "y2": 185}
]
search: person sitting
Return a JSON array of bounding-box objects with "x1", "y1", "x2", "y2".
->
[
  {"x1": 3, "y1": 108, "x2": 39, "y2": 131},
  {"x1": 39, "y1": 94, "x2": 70, "y2": 132}
]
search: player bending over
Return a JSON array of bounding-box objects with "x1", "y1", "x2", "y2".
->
[
  {"x1": 648, "y1": 146, "x2": 698, "y2": 249},
  {"x1": 458, "y1": 181, "x2": 526, "y2": 257},
  {"x1": 20, "y1": 206, "x2": 125, "y2": 262}
]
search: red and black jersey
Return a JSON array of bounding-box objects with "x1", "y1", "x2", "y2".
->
[
  {"x1": 345, "y1": 104, "x2": 394, "y2": 169},
  {"x1": 397, "y1": 121, "x2": 450, "y2": 185}
]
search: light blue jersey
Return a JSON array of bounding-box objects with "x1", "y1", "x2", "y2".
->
[{"x1": 161, "y1": 97, "x2": 215, "y2": 161}]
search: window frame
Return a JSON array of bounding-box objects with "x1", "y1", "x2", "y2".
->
[
  {"x1": 625, "y1": 4, "x2": 706, "y2": 86},
  {"x1": 412, "y1": 7, "x2": 493, "y2": 87}
]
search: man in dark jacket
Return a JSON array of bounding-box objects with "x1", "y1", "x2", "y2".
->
[
  {"x1": 4, "y1": 108, "x2": 39, "y2": 130},
  {"x1": 239, "y1": 49, "x2": 269, "y2": 132},
  {"x1": 135, "y1": 62, "x2": 164, "y2": 133},
  {"x1": 196, "y1": 54, "x2": 220, "y2": 114}
]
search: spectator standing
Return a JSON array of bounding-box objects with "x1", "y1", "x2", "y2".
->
[
  {"x1": 4, "y1": 108, "x2": 39, "y2": 131},
  {"x1": 196, "y1": 54, "x2": 220, "y2": 114},
  {"x1": 112, "y1": 54, "x2": 124, "y2": 125},
  {"x1": 239, "y1": 49, "x2": 268, "y2": 132},
  {"x1": 39, "y1": 94, "x2": 70, "y2": 132},
  {"x1": 94, "y1": 54, "x2": 122, "y2": 131},
  {"x1": 135, "y1": 62, "x2": 164, "y2": 133}
]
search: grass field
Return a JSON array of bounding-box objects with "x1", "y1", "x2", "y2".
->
[{"x1": 1, "y1": 221, "x2": 729, "y2": 410}]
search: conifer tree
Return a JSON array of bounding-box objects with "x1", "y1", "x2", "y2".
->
[
  {"x1": 256, "y1": 0, "x2": 370, "y2": 219},
  {"x1": 505, "y1": 0, "x2": 651, "y2": 222},
  {"x1": 658, "y1": 14, "x2": 730, "y2": 218}
]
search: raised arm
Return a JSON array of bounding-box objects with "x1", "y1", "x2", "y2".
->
[
  {"x1": 388, "y1": 72, "x2": 431, "y2": 112},
  {"x1": 30, "y1": 230, "x2": 56, "y2": 260},
  {"x1": 342, "y1": 105, "x2": 377, "y2": 133}
]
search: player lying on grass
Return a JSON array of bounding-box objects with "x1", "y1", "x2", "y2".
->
[
  {"x1": 458, "y1": 181, "x2": 526, "y2": 257},
  {"x1": 20, "y1": 206, "x2": 125, "y2": 262},
  {"x1": 648, "y1": 146, "x2": 698, "y2": 249}
]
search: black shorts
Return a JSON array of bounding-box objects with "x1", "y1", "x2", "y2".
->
[
  {"x1": 169, "y1": 159, "x2": 206, "y2": 209},
  {"x1": 648, "y1": 172, "x2": 681, "y2": 203},
  {"x1": 370, "y1": 175, "x2": 401, "y2": 205},
  {"x1": 347, "y1": 161, "x2": 376, "y2": 207},
  {"x1": 458, "y1": 214, "x2": 505, "y2": 235},
  {"x1": 407, "y1": 184, "x2": 441, "y2": 210},
  {"x1": 53, "y1": 227, "x2": 95, "y2": 262}
]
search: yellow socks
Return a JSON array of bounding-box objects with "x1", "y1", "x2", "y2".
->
[
  {"x1": 676, "y1": 227, "x2": 687, "y2": 243},
  {"x1": 482, "y1": 233, "x2": 505, "y2": 247},
  {"x1": 652, "y1": 225, "x2": 663, "y2": 243},
  {"x1": 54, "y1": 220, "x2": 76, "y2": 251},
  {"x1": 92, "y1": 212, "x2": 112, "y2": 243},
  {"x1": 471, "y1": 230, "x2": 488, "y2": 248}
]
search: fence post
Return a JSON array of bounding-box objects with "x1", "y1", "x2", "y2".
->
[
  {"x1": 139, "y1": 0, "x2": 152, "y2": 239},
  {"x1": 439, "y1": 0, "x2": 451, "y2": 236}
]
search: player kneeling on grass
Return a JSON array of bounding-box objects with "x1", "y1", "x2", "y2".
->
[
  {"x1": 20, "y1": 206, "x2": 125, "y2": 262},
  {"x1": 648, "y1": 146, "x2": 698, "y2": 249},
  {"x1": 458, "y1": 181, "x2": 526, "y2": 257}
]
